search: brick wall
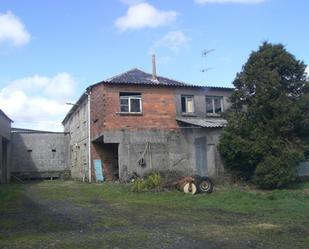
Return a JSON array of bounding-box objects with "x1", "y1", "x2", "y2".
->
[{"x1": 90, "y1": 84, "x2": 179, "y2": 139}]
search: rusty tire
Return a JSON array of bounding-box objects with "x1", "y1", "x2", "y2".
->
[{"x1": 196, "y1": 177, "x2": 213, "y2": 194}]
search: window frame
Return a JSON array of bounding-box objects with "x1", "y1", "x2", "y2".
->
[
  {"x1": 181, "y1": 95, "x2": 195, "y2": 114},
  {"x1": 206, "y1": 96, "x2": 224, "y2": 114},
  {"x1": 119, "y1": 93, "x2": 142, "y2": 114}
]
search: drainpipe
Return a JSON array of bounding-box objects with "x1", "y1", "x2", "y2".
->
[{"x1": 86, "y1": 91, "x2": 92, "y2": 183}]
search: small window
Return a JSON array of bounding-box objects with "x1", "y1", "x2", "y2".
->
[
  {"x1": 27, "y1": 149, "x2": 32, "y2": 152},
  {"x1": 52, "y1": 149, "x2": 56, "y2": 152},
  {"x1": 119, "y1": 93, "x2": 142, "y2": 113},
  {"x1": 181, "y1": 95, "x2": 194, "y2": 113},
  {"x1": 206, "y1": 96, "x2": 223, "y2": 114}
]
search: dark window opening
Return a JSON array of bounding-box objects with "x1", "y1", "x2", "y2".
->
[
  {"x1": 27, "y1": 149, "x2": 32, "y2": 152},
  {"x1": 52, "y1": 149, "x2": 56, "y2": 152},
  {"x1": 206, "y1": 96, "x2": 223, "y2": 114},
  {"x1": 181, "y1": 95, "x2": 194, "y2": 113}
]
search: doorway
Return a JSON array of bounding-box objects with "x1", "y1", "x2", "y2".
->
[{"x1": 93, "y1": 142, "x2": 119, "y2": 181}]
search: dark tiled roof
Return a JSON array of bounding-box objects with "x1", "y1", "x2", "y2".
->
[
  {"x1": 106, "y1": 68, "x2": 190, "y2": 86},
  {"x1": 90, "y1": 68, "x2": 233, "y2": 90}
]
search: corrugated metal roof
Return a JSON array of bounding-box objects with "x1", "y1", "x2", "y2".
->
[
  {"x1": 11, "y1": 127, "x2": 67, "y2": 134},
  {"x1": 176, "y1": 117, "x2": 227, "y2": 128}
]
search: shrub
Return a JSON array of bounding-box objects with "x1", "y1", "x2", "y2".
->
[
  {"x1": 131, "y1": 172, "x2": 162, "y2": 192},
  {"x1": 254, "y1": 151, "x2": 302, "y2": 189}
]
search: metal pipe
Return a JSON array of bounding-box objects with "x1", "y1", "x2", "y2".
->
[
  {"x1": 152, "y1": 54, "x2": 157, "y2": 80},
  {"x1": 86, "y1": 91, "x2": 92, "y2": 183}
]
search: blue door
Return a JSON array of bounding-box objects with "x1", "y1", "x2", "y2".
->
[
  {"x1": 195, "y1": 137, "x2": 208, "y2": 176},
  {"x1": 94, "y1": 159, "x2": 104, "y2": 182}
]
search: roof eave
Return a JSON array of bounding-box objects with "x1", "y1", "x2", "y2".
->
[
  {"x1": 62, "y1": 93, "x2": 88, "y2": 125},
  {"x1": 0, "y1": 109, "x2": 13, "y2": 123},
  {"x1": 89, "y1": 81, "x2": 234, "y2": 90}
]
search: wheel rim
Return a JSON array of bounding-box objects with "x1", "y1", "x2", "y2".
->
[{"x1": 200, "y1": 180, "x2": 210, "y2": 191}]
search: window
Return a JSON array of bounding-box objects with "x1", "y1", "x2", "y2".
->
[
  {"x1": 206, "y1": 96, "x2": 223, "y2": 114},
  {"x1": 119, "y1": 93, "x2": 142, "y2": 113},
  {"x1": 181, "y1": 95, "x2": 194, "y2": 113}
]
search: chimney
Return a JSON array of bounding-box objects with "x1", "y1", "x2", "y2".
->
[{"x1": 152, "y1": 54, "x2": 157, "y2": 81}]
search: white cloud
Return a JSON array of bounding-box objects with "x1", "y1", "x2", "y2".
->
[
  {"x1": 195, "y1": 0, "x2": 265, "y2": 4},
  {"x1": 151, "y1": 31, "x2": 190, "y2": 53},
  {"x1": 0, "y1": 73, "x2": 77, "y2": 131},
  {"x1": 0, "y1": 11, "x2": 31, "y2": 47},
  {"x1": 115, "y1": 3, "x2": 178, "y2": 32}
]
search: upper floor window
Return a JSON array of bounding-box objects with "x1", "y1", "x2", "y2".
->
[
  {"x1": 119, "y1": 92, "x2": 142, "y2": 113},
  {"x1": 181, "y1": 95, "x2": 194, "y2": 114},
  {"x1": 206, "y1": 96, "x2": 223, "y2": 114}
]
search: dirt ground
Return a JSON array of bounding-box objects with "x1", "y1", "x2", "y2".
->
[{"x1": 0, "y1": 181, "x2": 308, "y2": 249}]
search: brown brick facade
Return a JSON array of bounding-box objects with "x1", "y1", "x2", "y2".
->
[{"x1": 90, "y1": 84, "x2": 179, "y2": 139}]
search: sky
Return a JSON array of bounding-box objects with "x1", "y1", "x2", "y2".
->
[{"x1": 0, "y1": 0, "x2": 308, "y2": 131}]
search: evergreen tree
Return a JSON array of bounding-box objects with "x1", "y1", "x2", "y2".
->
[{"x1": 219, "y1": 42, "x2": 309, "y2": 189}]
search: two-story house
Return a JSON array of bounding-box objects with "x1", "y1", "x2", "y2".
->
[{"x1": 62, "y1": 68, "x2": 233, "y2": 182}]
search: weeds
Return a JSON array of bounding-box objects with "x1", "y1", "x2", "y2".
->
[{"x1": 131, "y1": 172, "x2": 162, "y2": 192}]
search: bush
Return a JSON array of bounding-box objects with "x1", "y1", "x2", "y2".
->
[
  {"x1": 254, "y1": 151, "x2": 302, "y2": 189},
  {"x1": 131, "y1": 172, "x2": 162, "y2": 192}
]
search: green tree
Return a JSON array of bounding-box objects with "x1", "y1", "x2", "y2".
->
[{"x1": 219, "y1": 42, "x2": 309, "y2": 189}]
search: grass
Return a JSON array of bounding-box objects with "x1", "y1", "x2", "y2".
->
[{"x1": 0, "y1": 180, "x2": 308, "y2": 249}]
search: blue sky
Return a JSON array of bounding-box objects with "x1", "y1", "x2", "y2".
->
[{"x1": 0, "y1": 0, "x2": 308, "y2": 131}]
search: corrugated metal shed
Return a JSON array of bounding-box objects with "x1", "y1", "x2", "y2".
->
[{"x1": 176, "y1": 117, "x2": 227, "y2": 128}]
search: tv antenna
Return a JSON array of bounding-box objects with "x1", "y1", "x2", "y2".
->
[{"x1": 201, "y1": 49, "x2": 215, "y2": 73}]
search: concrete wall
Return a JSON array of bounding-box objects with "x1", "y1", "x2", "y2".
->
[
  {"x1": 175, "y1": 88, "x2": 232, "y2": 117},
  {"x1": 0, "y1": 112, "x2": 11, "y2": 183},
  {"x1": 63, "y1": 98, "x2": 89, "y2": 180},
  {"x1": 99, "y1": 128, "x2": 224, "y2": 181},
  {"x1": 0, "y1": 113, "x2": 11, "y2": 140},
  {"x1": 11, "y1": 132, "x2": 69, "y2": 179}
]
